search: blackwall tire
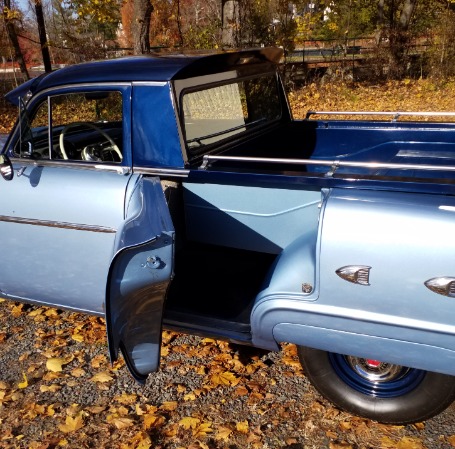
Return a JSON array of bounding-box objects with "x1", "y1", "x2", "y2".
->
[{"x1": 297, "y1": 346, "x2": 455, "y2": 424}]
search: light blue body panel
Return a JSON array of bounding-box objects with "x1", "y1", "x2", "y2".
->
[
  {"x1": 252, "y1": 188, "x2": 455, "y2": 375},
  {"x1": 183, "y1": 182, "x2": 321, "y2": 254},
  {"x1": 107, "y1": 176, "x2": 174, "y2": 381},
  {"x1": 0, "y1": 163, "x2": 133, "y2": 314}
]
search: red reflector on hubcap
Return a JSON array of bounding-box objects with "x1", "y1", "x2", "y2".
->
[{"x1": 366, "y1": 359, "x2": 381, "y2": 368}]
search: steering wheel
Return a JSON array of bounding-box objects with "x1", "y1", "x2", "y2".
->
[{"x1": 59, "y1": 121, "x2": 122, "y2": 161}]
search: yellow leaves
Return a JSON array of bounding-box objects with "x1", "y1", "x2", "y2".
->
[
  {"x1": 11, "y1": 303, "x2": 24, "y2": 318},
  {"x1": 160, "y1": 401, "x2": 178, "y2": 411},
  {"x1": 216, "y1": 426, "x2": 233, "y2": 441},
  {"x1": 329, "y1": 443, "x2": 353, "y2": 449},
  {"x1": 115, "y1": 392, "x2": 137, "y2": 405},
  {"x1": 3, "y1": 6, "x2": 22, "y2": 21},
  {"x1": 90, "y1": 371, "x2": 114, "y2": 383},
  {"x1": 46, "y1": 357, "x2": 70, "y2": 372},
  {"x1": 18, "y1": 372, "x2": 28, "y2": 389},
  {"x1": 179, "y1": 416, "x2": 201, "y2": 430},
  {"x1": 193, "y1": 421, "x2": 213, "y2": 438},
  {"x1": 449, "y1": 435, "x2": 455, "y2": 447},
  {"x1": 91, "y1": 354, "x2": 108, "y2": 369},
  {"x1": 236, "y1": 420, "x2": 249, "y2": 434},
  {"x1": 178, "y1": 417, "x2": 213, "y2": 437},
  {"x1": 108, "y1": 416, "x2": 134, "y2": 429},
  {"x1": 125, "y1": 432, "x2": 152, "y2": 449},
  {"x1": 381, "y1": 436, "x2": 426, "y2": 449},
  {"x1": 40, "y1": 384, "x2": 61, "y2": 393},
  {"x1": 58, "y1": 413, "x2": 84, "y2": 433},
  {"x1": 183, "y1": 392, "x2": 197, "y2": 401},
  {"x1": 143, "y1": 413, "x2": 165, "y2": 430},
  {"x1": 70, "y1": 367, "x2": 86, "y2": 378},
  {"x1": 209, "y1": 371, "x2": 240, "y2": 387},
  {"x1": 71, "y1": 333, "x2": 84, "y2": 342}
]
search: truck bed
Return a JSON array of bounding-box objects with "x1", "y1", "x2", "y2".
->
[{"x1": 198, "y1": 116, "x2": 455, "y2": 190}]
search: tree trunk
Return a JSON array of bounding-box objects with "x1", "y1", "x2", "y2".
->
[
  {"x1": 400, "y1": 0, "x2": 417, "y2": 29},
  {"x1": 221, "y1": 0, "x2": 239, "y2": 47},
  {"x1": 376, "y1": 0, "x2": 417, "y2": 79},
  {"x1": 389, "y1": 0, "x2": 417, "y2": 77},
  {"x1": 3, "y1": 0, "x2": 29, "y2": 79},
  {"x1": 34, "y1": 0, "x2": 52, "y2": 72},
  {"x1": 132, "y1": 0, "x2": 154, "y2": 54}
]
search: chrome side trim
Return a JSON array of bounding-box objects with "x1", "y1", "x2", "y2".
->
[
  {"x1": 0, "y1": 215, "x2": 116, "y2": 233},
  {"x1": 424, "y1": 277, "x2": 455, "y2": 298},
  {"x1": 397, "y1": 150, "x2": 455, "y2": 159},
  {"x1": 133, "y1": 166, "x2": 190, "y2": 178},
  {"x1": 11, "y1": 158, "x2": 130, "y2": 174}
]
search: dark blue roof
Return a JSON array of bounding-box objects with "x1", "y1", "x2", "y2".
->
[{"x1": 5, "y1": 48, "x2": 282, "y2": 106}]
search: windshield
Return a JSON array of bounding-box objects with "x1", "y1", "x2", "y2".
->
[{"x1": 182, "y1": 73, "x2": 282, "y2": 151}]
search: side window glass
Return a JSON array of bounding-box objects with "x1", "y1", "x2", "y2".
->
[{"x1": 14, "y1": 91, "x2": 123, "y2": 163}]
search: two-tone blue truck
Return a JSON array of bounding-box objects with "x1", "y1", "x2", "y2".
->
[{"x1": 1, "y1": 47, "x2": 455, "y2": 424}]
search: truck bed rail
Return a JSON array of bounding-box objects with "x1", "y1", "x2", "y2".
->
[
  {"x1": 200, "y1": 154, "x2": 455, "y2": 178},
  {"x1": 305, "y1": 110, "x2": 455, "y2": 122}
]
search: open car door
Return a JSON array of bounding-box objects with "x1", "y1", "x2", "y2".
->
[{"x1": 107, "y1": 176, "x2": 174, "y2": 382}]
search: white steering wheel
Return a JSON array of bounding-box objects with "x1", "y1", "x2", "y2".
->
[{"x1": 59, "y1": 121, "x2": 122, "y2": 161}]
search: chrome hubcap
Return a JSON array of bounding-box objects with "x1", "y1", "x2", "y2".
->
[{"x1": 345, "y1": 356, "x2": 408, "y2": 383}]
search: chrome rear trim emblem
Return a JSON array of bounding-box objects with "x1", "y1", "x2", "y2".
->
[
  {"x1": 336, "y1": 265, "x2": 371, "y2": 286},
  {"x1": 424, "y1": 277, "x2": 455, "y2": 298}
]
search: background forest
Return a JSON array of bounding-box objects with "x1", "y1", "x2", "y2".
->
[{"x1": 2, "y1": 0, "x2": 455, "y2": 83}]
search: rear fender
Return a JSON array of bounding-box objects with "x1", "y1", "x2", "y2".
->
[
  {"x1": 252, "y1": 188, "x2": 455, "y2": 376},
  {"x1": 251, "y1": 228, "x2": 320, "y2": 351}
]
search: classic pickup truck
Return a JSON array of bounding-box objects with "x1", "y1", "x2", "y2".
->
[{"x1": 2, "y1": 47, "x2": 455, "y2": 425}]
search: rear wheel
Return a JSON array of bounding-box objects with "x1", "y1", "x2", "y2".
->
[{"x1": 297, "y1": 346, "x2": 455, "y2": 424}]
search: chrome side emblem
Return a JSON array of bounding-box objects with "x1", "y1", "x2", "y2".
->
[
  {"x1": 424, "y1": 277, "x2": 455, "y2": 298},
  {"x1": 336, "y1": 265, "x2": 371, "y2": 286}
]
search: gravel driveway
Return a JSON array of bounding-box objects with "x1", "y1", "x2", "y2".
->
[{"x1": 0, "y1": 300, "x2": 454, "y2": 449}]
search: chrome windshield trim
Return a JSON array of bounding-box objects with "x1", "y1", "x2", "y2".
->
[
  {"x1": 132, "y1": 81, "x2": 168, "y2": 87},
  {"x1": 133, "y1": 166, "x2": 189, "y2": 177},
  {"x1": 27, "y1": 82, "x2": 132, "y2": 101},
  {"x1": 0, "y1": 215, "x2": 117, "y2": 233}
]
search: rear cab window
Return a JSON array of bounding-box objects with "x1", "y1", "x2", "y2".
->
[{"x1": 177, "y1": 73, "x2": 283, "y2": 155}]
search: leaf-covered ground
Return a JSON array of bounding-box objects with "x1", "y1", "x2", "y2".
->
[
  {"x1": 1, "y1": 79, "x2": 455, "y2": 449},
  {"x1": 288, "y1": 78, "x2": 455, "y2": 120},
  {"x1": 1, "y1": 300, "x2": 454, "y2": 449}
]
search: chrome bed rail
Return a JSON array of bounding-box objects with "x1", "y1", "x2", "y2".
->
[
  {"x1": 200, "y1": 155, "x2": 455, "y2": 178},
  {"x1": 305, "y1": 110, "x2": 455, "y2": 122}
]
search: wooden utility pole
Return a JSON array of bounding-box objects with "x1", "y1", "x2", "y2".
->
[{"x1": 34, "y1": 0, "x2": 52, "y2": 72}]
